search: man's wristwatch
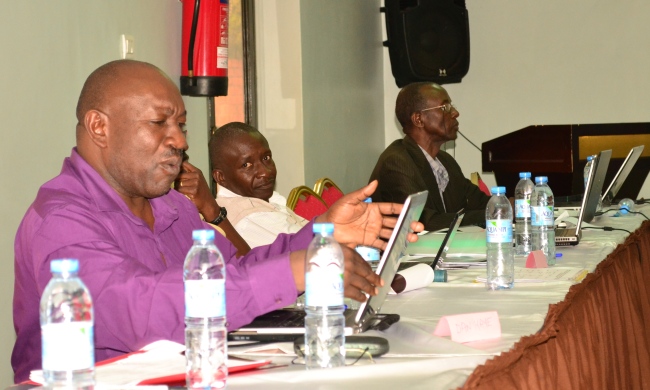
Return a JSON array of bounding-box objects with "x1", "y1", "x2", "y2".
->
[{"x1": 209, "y1": 207, "x2": 227, "y2": 225}]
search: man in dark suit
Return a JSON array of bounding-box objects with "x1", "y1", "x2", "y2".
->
[{"x1": 369, "y1": 82, "x2": 490, "y2": 231}]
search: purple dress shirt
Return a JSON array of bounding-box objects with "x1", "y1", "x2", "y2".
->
[{"x1": 12, "y1": 149, "x2": 312, "y2": 383}]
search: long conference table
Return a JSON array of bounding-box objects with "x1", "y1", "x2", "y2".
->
[{"x1": 226, "y1": 204, "x2": 650, "y2": 389}]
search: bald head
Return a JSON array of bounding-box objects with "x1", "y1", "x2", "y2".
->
[
  {"x1": 76, "y1": 60, "x2": 168, "y2": 125},
  {"x1": 395, "y1": 82, "x2": 445, "y2": 131}
]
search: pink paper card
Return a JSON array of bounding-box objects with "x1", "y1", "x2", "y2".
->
[
  {"x1": 526, "y1": 250, "x2": 548, "y2": 268},
  {"x1": 434, "y1": 311, "x2": 501, "y2": 343}
]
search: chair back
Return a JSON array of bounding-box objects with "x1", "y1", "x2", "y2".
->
[
  {"x1": 471, "y1": 172, "x2": 491, "y2": 196},
  {"x1": 313, "y1": 177, "x2": 344, "y2": 207},
  {"x1": 287, "y1": 186, "x2": 329, "y2": 220}
]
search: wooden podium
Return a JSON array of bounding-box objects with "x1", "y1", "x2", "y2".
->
[{"x1": 481, "y1": 122, "x2": 650, "y2": 198}]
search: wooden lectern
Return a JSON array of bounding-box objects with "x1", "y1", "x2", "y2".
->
[{"x1": 482, "y1": 122, "x2": 650, "y2": 198}]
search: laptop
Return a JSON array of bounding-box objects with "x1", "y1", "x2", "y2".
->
[
  {"x1": 228, "y1": 190, "x2": 429, "y2": 342},
  {"x1": 397, "y1": 209, "x2": 465, "y2": 271},
  {"x1": 601, "y1": 145, "x2": 645, "y2": 206},
  {"x1": 555, "y1": 149, "x2": 612, "y2": 246}
]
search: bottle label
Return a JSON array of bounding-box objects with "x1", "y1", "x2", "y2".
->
[
  {"x1": 185, "y1": 279, "x2": 226, "y2": 318},
  {"x1": 42, "y1": 322, "x2": 94, "y2": 371},
  {"x1": 531, "y1": 206, "x2": 554, "y2": 226},
  {"x1": 486, "y1": 219, "x2": 513, "y2": 243},
  {"x1": 515, "y1": 199, "x2": 530, "y2": 218},
  {"x1": 305, "y1": 269, "x2": 344, "y2": 307}
]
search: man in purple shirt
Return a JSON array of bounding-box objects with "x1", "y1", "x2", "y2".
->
[{"x1": 12, "y1": 60, "x2": 422, "y2": 382}]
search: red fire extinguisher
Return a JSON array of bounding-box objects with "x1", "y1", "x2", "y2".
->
[{"x1": 180, "y1": 0, "x2": 229, "y2": 96}]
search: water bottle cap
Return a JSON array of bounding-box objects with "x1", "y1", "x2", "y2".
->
[
  {"x1": 490, "y1": 186, "x2": 506, "y2": 195},
  {"x1": 192, "y1": 229, "x2": 215, "y2": 241},
  {"x1": 51, "y1": 259, "x2": 79, "y2": 273},
  {"x1": 535, "y1": 176, "x2": 548, "y2": 184},
  {"x1": 313, "y1": 223, "x2": 335, "y2": 235},
  {"x1": 364, "y1": 197, "x2": 372, "y2": 203},
  {"x1": 587, "y1": 156, "x2": 593, "y2": 162},
  {"x1": 519, "y1": 172, "x2": 531, "y2": 179},
  {"x1": 433, "y1": 269, "x2": 448, "y2": 283},
  {"x1": 356, "y1": 245, "x2": 381, "y2": 261}
]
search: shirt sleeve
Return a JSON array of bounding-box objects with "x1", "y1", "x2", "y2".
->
[{"x1": 235, "y1": 210, "x2": 308, "y2": 248}]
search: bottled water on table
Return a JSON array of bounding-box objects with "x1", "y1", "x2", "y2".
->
[
  {"x1": 485, "y1": 186, "x2": 514, "y2": 290},
  {"x1": 305, "y1": 223, "x2": 345, "y2": 369},
  {"x1": 531, "y1": 176, "x2": 556, "y2": 266},
  {"x1": 184, "y1": 229, "x2": 227, "y2": 389},
  {"x1": 514, "y1": 172, "x2": 534, "y2": 256},
  {"x1": 40, "y1": 258, "x2": 95, "y2": 389},
  {"x1": 584, "y1": 155, "x2": 595, "y2": 190}
]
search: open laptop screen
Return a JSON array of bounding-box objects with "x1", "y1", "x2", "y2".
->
[{"x1": 601, "y1": 145, "x2": 644, "y2": 205}]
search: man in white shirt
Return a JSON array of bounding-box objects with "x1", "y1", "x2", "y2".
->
[{"x1": 210, "y1": 122, "x2": 308, "y2": 248}]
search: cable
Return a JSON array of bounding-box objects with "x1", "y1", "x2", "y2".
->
[
  {"x1": 627, "y1": 211, "x2": 649, "y2": 220},
  {"x1": 594, "y1": 209, "x2": 648, "y2": 220},
  {"x1": 457, "y1": 130, "x2": 482, "y2": 153},
  {"x1": 594, "y1": 208, "x2": 617, "y2": 217},
  {"x1": 582, "y1": 226, "x2": 632, "y2": 234}
]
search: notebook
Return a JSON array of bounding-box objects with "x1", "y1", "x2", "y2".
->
[
  {"x1": 555, "y1": 149, "x2": 612, "y2": 246},
  {"x1": 601, "y1": 145, "x2": 645, "y2": 206},
  {"x1": 397, "y1": 209, "x2": 465, "y2": 271},
  {"x1": 227, "y1": 190, "x2": 429, "y2": 342}
]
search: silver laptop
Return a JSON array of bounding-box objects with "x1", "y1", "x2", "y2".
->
[
  {"x1": 601, "y1": 145, "x2": 645, "y2": 206},
  {"x1": 556, "y1": 149, "x2": 612, "y2": 246},
  {"x1": 228, "y1": 190, "x2": 428, "y2": 342}
]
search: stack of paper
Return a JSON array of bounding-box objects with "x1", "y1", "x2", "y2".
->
[{"x1": 30, "y1": 340, "x2": 271, "y2": 387}]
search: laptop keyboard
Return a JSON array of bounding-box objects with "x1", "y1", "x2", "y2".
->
[{"x1": 250, "y1": 309, "x2": 306, "y2": 327}]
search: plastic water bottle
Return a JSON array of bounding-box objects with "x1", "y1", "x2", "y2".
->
[
  {"x1": 583, "y1": 155, "x2": 595, "y2": 190},
  {"x1": 485, "y1": 186, "x2": 514, "y2": 290},
  {"x1": 184, "y1": 229, "x2": 227, "y2": 389},
  {"x1": 531, "y1": 177, "x2": 556, "y2": 266},
  {"x1": 514, "y1": 172, "x2": 534, "y2": 256},
  {"x1": 40, "y1": 259, "x2": 95, "y2": 389},
  {"x1": 304, "y1": 223, "x2": 345, "y2": 369}
]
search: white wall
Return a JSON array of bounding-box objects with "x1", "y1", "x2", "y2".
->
[
  {"x1": 0, "y1": 1, "x2": 210, "y2": 385},
  {"x1": 383, "y1": 0, "x2": 650, "y2": 197}
]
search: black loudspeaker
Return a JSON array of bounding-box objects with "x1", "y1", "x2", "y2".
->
[{"x1": 382, "y1": 0, "x2": 470, "y2": 87}]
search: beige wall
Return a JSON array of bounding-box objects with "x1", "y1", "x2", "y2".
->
[
  {"x1": 300, "y1": 0, "x2": 385, "y2": 193},
  {"x1": 254, "y1": 0, "x2": 305, "y2": 195},
  {"x1": 383, "y1": 0, "x2": 650, "y2": 196},
  {"x1": 0, "y1": 1, "x2": 210, "y2": 385}
]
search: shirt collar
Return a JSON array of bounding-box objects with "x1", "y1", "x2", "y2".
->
[{"x1": 67, "y1": 148, "x2": 179, "y2": 230}]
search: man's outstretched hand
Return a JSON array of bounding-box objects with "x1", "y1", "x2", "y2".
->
[{"x1": 315, "y1": 180, "x2": 424, "y2": 250}]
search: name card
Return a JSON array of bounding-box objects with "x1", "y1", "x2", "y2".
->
[
  {"x1": 526, "y1": 250, "x2": 548, "y2": 268},
  {"x1": 433, "y1": 311, "x2": 501, "y2": 343}
]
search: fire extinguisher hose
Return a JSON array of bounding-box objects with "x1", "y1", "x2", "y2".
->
[{"x1": 187, "y1": 0, "x2": 201, "y2": 78}]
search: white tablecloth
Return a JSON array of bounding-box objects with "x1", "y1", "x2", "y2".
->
[{"x1": 227, "y1": 206, "x2": 647, "y2": 390}]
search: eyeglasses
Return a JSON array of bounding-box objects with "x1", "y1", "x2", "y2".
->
[{"x1": 420, "y1": 103, "x2": 456, "y2": 114}]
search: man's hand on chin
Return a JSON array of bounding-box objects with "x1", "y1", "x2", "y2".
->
[{"x1": 315, "y1": 180, "x2": 424, "y2": 250}]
